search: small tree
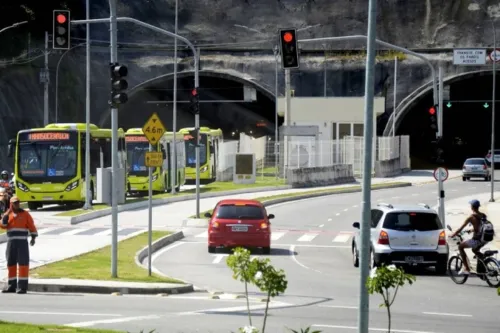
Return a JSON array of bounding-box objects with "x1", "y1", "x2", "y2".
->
[
  {"x1": 226, "y1": 247, "x2": 259, "y2": 326},
  {"x1": 253, "y1": 258, "x2": 288, "y2": 333},
  {"x1": 366, "y1": 265, "x2": 415, "y2": 333}
]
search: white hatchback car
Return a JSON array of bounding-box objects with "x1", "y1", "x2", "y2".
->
[{"x1": 351, "y1": 203, "x2": 449, "y2": 274}]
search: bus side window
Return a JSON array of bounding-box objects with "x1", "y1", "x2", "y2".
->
[{"x1": 90, "y1": 140, "x2": 101, "y2": 172}]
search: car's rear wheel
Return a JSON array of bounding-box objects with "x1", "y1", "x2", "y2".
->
[
  {"x1": 352, "y1": 243, "x2": 359, "y2": 267},
  {"x1": 435, "y1": 259, "x2": 448, "y2": 275},
  {"x1": 462, "y1": 177, "x2": 466, "y2": 181},
  {"x1": 208, "y1": 246, "x2": 215, "y2": 253},
  {"x1": 262, "y1": 247, "x2": 271, "y2": 255}
]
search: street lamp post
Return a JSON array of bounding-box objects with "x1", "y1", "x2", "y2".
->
[
  {"x1": 0, "y1": 21, "x2": 28, "y2": 35},
  {"x1": 55, "y1": 43, "x2": 86, "y2": 122},
  {"x1": 490, "y1": 20, "x2": 497, "y2": 202}
]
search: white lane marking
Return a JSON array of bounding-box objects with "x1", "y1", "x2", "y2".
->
[
  {"x1": 178, "y1": 301, "x2": 292, "y2": 315},
  {"x1": 290, "y1": 245, "x2": 320, "y2": 273},
  {"x1": 423, "y1": 312, "x2": 472, "y2": 317},
  {"x1": 376, "y1": 198, "x2": 383, "y2": 202},
  {"x1": 174, "y1": 241, "x2": 350, "y2": 248},
  {"x1": 0, "y1": 311, "x2": 121, "y2": 317},
  {"x1": 333, "y1": 234, "x2": 351, "y2": 243},
  {"x1": 449, "y1": 189, "x2": 458, "y2": 192},
  {"x1": 391, "y1": 196, "x2": 400, "y2": 199},
  {"x1": 335, "y1": 213, "x2": 340, "y2": 216},
  {"x1": 470, "y1": 186, "x2": 477, "y2": 189},
  {"x1": 343, "y1": 208, "x2": 349, "y2": 212},
  {"x1": 411, "y1": 193, "x2": 419, "y2": 196},
  {"x1": 36, "y1": 227, "x2": 61, "y2": 234},
  {"x1": 195, "y1": 230, "x2": 208, "y2": 238},
  {"x1": 319, "y1": 224, "x2": 325, "y2": 228},
  {"x1": 352, "y1": 205, "x2": 358, "y2": 208},
  {"x1": 328, "y1": 218, "x2": 333, "y2": 222},
  {"x1": 271, "y1": 231, "x2": 286, "y2": 241},
  {"x1": 312, "y1": 324, "x2": 440, "y2": 333},
  {"x1": 297, "y1": 233, "x2": 318, "y2": 242},
  {"x1": 212, "y1": 254, "x2": 227, "y2": 264},
  {"x1": 319, "y1": 305, "x2": 357, "y2": 309},
  {"x1": 151, "y1": 242, "x2": 185, "y2": 264},
  {"x1": 67, "y1": 315, "x2": 161, "y2": 328},
  {"x1": 59, "y1": 228, "x2": 90, "y2": 236},
  {"x1": 93, "y1": 229, "x2": 113, "y2": 236}
]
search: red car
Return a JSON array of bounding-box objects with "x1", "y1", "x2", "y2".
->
[{"x1": 205, "y1": 199, "x2": 274, "y2": 254}]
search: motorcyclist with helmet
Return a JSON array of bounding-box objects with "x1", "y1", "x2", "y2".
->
[{"x1": 0, "y1": 171, "x2": 12, "y2": 198}]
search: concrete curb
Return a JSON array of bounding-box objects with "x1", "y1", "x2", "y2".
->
[
  {"x1": 414, "y1": 174, "x2": 462, "y2": 186},
  {"x1": 0, "y1": 233, "x2": 6, "y2": 245},
  {"x1": 25, "y1": 231, "x2": 195, "y2": 295},
  {"x1": 51, "y1": 185, "x2": 292, "y2": 224}
]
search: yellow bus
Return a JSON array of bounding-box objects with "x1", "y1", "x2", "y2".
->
[
  {"x1": 179, "y1": 127, "x2": 223, "y2": 183},
  {"x1": 125, "y1": 129, "x2": 186, "y2": 195},
  {"x1": 7, "y1": 123, "x2": 126, "y2": 210}
]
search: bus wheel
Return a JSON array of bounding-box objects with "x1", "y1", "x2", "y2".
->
[{"x1": 27, "y1": 202, "x2": 39, "y2": 211}]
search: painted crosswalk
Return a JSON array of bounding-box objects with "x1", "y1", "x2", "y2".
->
[
  {"x1": 192, "y1": 229, "x2": 354, "y2": 245},
  {"x1": 34, "y1": 227, "x2": 146, "y2": 237}
]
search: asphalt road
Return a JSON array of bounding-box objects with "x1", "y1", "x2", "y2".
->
[
  {"x1": 1, "y1": 177, "x2": 499, "y2": 333},
  {"x1": 148, "y1": 177, "x2": 500, "y2": 332}
]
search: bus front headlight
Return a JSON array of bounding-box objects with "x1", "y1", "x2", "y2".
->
[
  {"x1": 16, "y1": 182, "x2": 29, "y2": 192},
  {"x1": 200, "y1": 166, "x2": 208, "y2": 173},
  {"x1": 65, "y1": 180, "x2": 79, "y2": 191}
]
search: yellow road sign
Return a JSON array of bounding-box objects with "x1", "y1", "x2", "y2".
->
[
  {"x1": 145, "y1": 151, "x2": 163, "y2": 167},
  {"x1": 142, "y1": 112, "x2": 166, "y2": 145}
]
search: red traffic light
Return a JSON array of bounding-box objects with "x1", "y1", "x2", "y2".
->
[
  {"x1": 429, "y1": 107, "x2": 436, "y2": 115},
  {"x1": 57, "y1": 14, "x2": 67, "y2": 24},
  {"x1": 191, "y1": 88, "x2": 198, "y2": 96},
  {"x1": 283, "y1": 32, "x2": 293, "y2": 43}
]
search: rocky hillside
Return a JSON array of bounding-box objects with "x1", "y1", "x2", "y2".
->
[{"x1": 86, "y1": 0, "x2": 496, "y2": 49}]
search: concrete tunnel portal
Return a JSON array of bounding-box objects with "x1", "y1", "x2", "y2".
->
[
  {"x1": 105, "y1": 70, "x2": 280, "y2": 140},
  {"x1": 100, "y1": 68, "x2": 498, "y2": 169},
  {"x1": 393, "y1": 70, "x2": 500, "y2": 168}
]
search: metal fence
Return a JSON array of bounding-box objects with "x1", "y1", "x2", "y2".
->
[{"x1": 216, "y1": 134, "x2": 410, "y2": 181}]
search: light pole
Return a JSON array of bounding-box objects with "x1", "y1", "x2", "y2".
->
[
  {"x1": 0, "y1": 21, "x2": 27, "y2": 35},
  {"x1": 171, "y1": 0, "x2": 179, "y2": 195},
  {"x1": 55, "y1": 43, "x2": 86, "y2": 122},
  {"x1": 473, "y1": 0, "x2": 497, "y2": 201}
]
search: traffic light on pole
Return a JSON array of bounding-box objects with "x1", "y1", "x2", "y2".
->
[
  {"x1": 429, "y1": 106, "x2": 437, "y2": 132},
  {"x1": 53, "y1": 10, "x2": 71, "y2": 50},
  {"x1": 189, "y1": 88, "x2": 200, "y2": 114},
  {"x1": 279, "y1": 29, "x2": 300, "y2": 69},
  {"x1": 110, "y1": 63, "x2": 128, "y2": 107}
]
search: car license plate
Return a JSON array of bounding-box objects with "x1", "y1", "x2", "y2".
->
[
  {"x1": 405, "y1": 256, "x2": 423, "y2": 263},
  {"x1": 43, "y1": 196, "x2": 53, "y2": 200},
  {"x1": 231, "y1": 226, "x2": 248, "y2": 232}
]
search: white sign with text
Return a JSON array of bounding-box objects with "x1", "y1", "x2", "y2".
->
[{"x1": 453, "y1": 49, "x2": 486, "y2": 65}]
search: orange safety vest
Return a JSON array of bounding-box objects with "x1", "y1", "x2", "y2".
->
[{"x1": 1, "y1": 210, "x2": 38, "y2": 240}]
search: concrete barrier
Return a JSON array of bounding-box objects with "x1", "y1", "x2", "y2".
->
[
  {"x1": 216, "y1": 167, "x2": 234, "y2": 182},
  {"x1": 286, "y1": 164, "x2": 356, "y2": 188},
  {"x1": 375, "y1": 158, "x2": 404, "y2": 177}
]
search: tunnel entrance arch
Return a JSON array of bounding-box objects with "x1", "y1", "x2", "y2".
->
[
  {"x1": 384, "y1": 70, "x2": 493, "y2": 136},
  {"x1": 390, "y1": 69, "x2": 499, "y2": 167},
  {"x1": 99, "y1": 70, "x2": 277, "y2": 138}
]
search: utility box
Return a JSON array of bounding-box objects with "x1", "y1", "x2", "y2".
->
[
  {"x1": 96, "y1": 168, "x2": 111, "y2": 205},
  {"x1": 233, "y1": 153, "x2": 256, "y2": 184}
]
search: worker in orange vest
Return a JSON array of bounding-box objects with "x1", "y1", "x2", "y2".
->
[{"x1": 1, "y1": 196, "x2": 37, "y2": 294}]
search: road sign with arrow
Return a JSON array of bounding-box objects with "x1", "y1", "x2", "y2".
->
[
  {"x1": 446, "y1": 102, "x2": 452, "y2": 108},
  {"x1": 142, "y1": 112, "x2": 166, "y2": 145},
  {"x1": 484, "y1": 103, "x2": 490, "y2": 109},
  {"x1": 145, "y1": 151, "x2": 162, "y2": 167}
]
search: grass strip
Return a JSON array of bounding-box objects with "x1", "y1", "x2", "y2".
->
[
  {"x1": 0, "y1": 321, "x2": 123, "y2": 333},
  {"x1": 31, "y1": 231, "x2": 181, "y2": 284},
  {"x1": 193, "y1": 182, "x2": 408, "y2": 218},
  {"x1": 55, "y1": 177, "x2": 286, "y2": 217}
]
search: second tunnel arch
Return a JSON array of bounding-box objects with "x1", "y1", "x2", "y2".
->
[
  {"x1": 383, "y1": 69, "x2": 495, "y2": 136},
  {"x1": 98, "y1": 69, "x2": 276, "y2": 131}
]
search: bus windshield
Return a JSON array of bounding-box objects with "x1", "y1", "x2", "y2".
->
[
  {"x1": 185, "y1": 134, "x2": 207, "y2": 167},
  {"x1": 126, "y1": 137, "x2": 150, "y2": 177},
  {"x1": 17, "y1": 131, "x2": 78, "y2": 182}
]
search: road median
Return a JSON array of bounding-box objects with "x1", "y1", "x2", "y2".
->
[
  {"x1": 52, "y1": 179, "x2": 290, "y2": 225},
  {"x1": 190, "y1": 181, "x2": 412, "y2": 218},
  {"x1": 24, "y1": 231, "x2": 194, "y2": 295},
  {"x1": 0, "y1": 321, "x2": 122, "y2": 333}
]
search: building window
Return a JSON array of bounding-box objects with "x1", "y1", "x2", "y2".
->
[
  {"x1": 353, "y1": 124, "x2": 364, "y2": 136},
  {"x1": 332, "y1": 122, "x2": 337, "y2": 140},
  {"x1": 339, "y1": 123, "x2": 351, "y2": 139}
]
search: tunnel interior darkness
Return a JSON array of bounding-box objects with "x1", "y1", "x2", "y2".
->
[
  {"x1": 398, "y1": 72, "x2": 499, "y2": 168},
  {"x1": 116, "y1": 74, "x2": 281, "y2": 139}
]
